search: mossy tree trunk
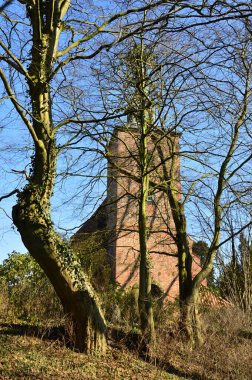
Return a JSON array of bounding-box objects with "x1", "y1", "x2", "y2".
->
[
  {"x1": 12, "y1": 149, "x2": 107, "y2": 352},
  {"x1": 153, "y1": 135, "x2": 210, "y2": 345},
  {"x1": 154, "y1": 137, "x2": 197, "y2": 340},
  {"x1": 167, "y1": 158, "x2": 201, "y2": 344},
  {"x1": 132, "y1": 41, "x2": 155, "y2": 345},
  {"x1": 138, "y1": 120, "x2": 155, "y2": 345},
  {"x1": 9, "y1": 1, "x2": 107, "y2": 353}
]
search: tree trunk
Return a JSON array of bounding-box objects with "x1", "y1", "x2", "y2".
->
[
  {"x1": 155, "y1": 137, "x2": 203, "y2": 346},
  {"x1": 12, "y1": 186, "x2": 107, "y2": 353},
  {"x1": 180, "y1": 287, "x2": 203, "y2": 347},
  {"x1": 9, "y1": 1, "x2": 107, "y2": 353},
  {"x1": 137, "y1": 68, "x2": 155, "y2": 344},
  {"x1": 138, "y1": 173, "x2": 155, "y2": 345},
  {"x1": 176, "y1": 231, "x2": 203, "y2": 346}
]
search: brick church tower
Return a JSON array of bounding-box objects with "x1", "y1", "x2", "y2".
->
[{"x1": 76, "y1": 120, "x2": 202, "y2": 301}]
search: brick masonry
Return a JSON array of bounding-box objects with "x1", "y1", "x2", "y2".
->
[{"x1": 76, "y1": 124, "x2": 204, "y2": 301}]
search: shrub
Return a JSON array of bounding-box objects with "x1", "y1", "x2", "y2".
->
[{"x1": 0, "y1": 251, "x2": 63, "y2": 324}]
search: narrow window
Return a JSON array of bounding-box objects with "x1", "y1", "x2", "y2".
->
[{"x1": 147, "y1": 194, "x2": 154, "y2": 202}]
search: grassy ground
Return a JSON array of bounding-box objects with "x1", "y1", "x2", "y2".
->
[
  {"x1": 0, "y1": 307, "x2": 251, "y2": 380},
  {"x1": 0, "y1": 323, "x2": 187, "y2": 380}
]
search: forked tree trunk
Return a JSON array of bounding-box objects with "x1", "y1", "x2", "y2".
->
[{"x1": 155, "y1": 137, "x2": 203, "y2": 346}]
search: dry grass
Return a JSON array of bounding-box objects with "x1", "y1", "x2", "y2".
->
[
  {"x1": 0, "y1": 323, "x2": 185, "y2": 380},
  {"x1": 153, "y1": 306, "x2": 252, "y2": 380}
]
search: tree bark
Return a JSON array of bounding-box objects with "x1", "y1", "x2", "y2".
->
[
  {"x1": 12, "y1": 175, "x2": 107, "y2": 353},
  {"x1": 155, "y1": 136, "x2": 203, "y2": 345},
  {"x1": 138, "y1": 170, "x2": 155, "y2": 345},
  {"x1": 10, "y1": 1, "x2": 107, "y2": 353},
  {"x1": 180, "y1": 287, "x2": 203, "y2": 346},
  {"x1": 130, "y1": 41, "x2": 155, "y2": 346}
]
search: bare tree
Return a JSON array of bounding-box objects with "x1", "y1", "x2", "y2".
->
[
  {"x1": 156, "y1": 22, "x2": 252, "y2": 345},
  {"x1": 0, "y1": 0, "x2": 181, "y2": 353},
  {"x1": 1, "y1": 0, "x2": 252, "y2": 353},
  {"x1": 90, "y1": 14, "x2": 252, "y2": 347}
]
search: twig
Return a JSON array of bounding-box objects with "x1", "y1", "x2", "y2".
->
[{"x1": 0, "y1": 189, "x2": 19, "y2": 202}]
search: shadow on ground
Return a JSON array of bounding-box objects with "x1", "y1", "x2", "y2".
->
[
  {"x1": 0, "y1": 322, "x2": 67, "y2": 343},
  {"x1": 0, "y1": 323, "x2": 209, "y2": 380}
]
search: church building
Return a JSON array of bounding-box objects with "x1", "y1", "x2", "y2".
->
[{"x1": 75, "y1": 120, "x2": 202, "y2": 301}]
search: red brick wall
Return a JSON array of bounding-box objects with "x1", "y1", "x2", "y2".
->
[{"x1": 106, "y1": 126, "x2": 203, "y2": 300}]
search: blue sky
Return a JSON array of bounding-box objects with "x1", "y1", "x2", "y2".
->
[
  {"x1": 0, "y1": 110, "x2": 28, "y2": 261},
  {"x1": 0, "y1": 0, "x2": 251, "y2": 264},
  {"x1": 0, "y1": 97, "x2": 107, "y2": 262},
  {"x1": 0, "y1": 136, "x2": 107, "y2": 263}
]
